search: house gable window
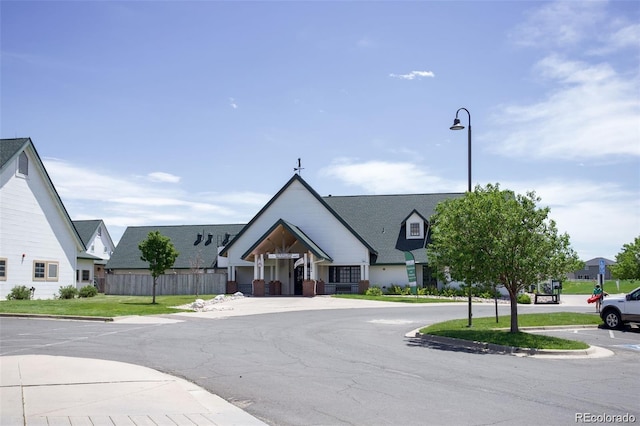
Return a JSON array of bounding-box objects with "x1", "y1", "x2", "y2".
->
[
  {"x1": 18, "y1": 152, "x2": 29, "y2": 176},
  {"x1": 404, "y1": 211, "x2": 425, "y2": 240},
  {"x1": 406, "y1": 221, "x2": 424, "y2": 239},
  {"x1": 0, "y1": 258, "x2": 6, "y2": 280}
]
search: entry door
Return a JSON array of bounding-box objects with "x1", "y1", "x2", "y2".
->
[{"x1": 294, "y1": 265, "x2": 304, "y2": 295}]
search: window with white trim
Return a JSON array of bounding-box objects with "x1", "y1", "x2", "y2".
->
[
  {"x1": 406, "y1": 221, "x2": 423, "y2": 239},
  {"x1": 82, "y1": 270, "x2": 90, "y2": 281},
  {"x1": 34, "y1": 261, "x2": 59, "y2": 281}
]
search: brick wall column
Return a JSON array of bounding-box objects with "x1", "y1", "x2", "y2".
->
[
  {"x1": 226, "y1": 281, "x2": 238, "y2": 294},
  {"x1": 253, "y1": 279, "x2": 265, "y2": 297},
  {"x1": 302, "y1": 280, "x2": 316, "y2": 297}
]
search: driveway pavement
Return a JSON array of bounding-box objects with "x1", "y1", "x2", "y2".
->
[{"x1": 0, "y1": 293, "x2": 611, "y2": 425}]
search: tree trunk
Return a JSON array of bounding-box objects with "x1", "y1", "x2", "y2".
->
[
  {"x1": 508, "y1": 289, "x2": 519, "y2": 332},
  {"x1": 152, "y1": 277, "x2": 157, "y2": 304}
]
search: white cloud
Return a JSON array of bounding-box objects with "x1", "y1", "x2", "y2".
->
[
  {"x1": 320, "y1": 158, "x2": 638, "y2": 260},
  {"x1": 607, "y1": 23, "x2": 640, "y2": 50},
  {"x1": 42, "y1": 158, "x2": 265, "y2": 244},
  {"x1": 500, "y1": 179, "x2": 639, "y2": 261},
  {"x1": 389, "y1": 70, "x2": 435, "y2": 80},
  {"x1": 229, "y1": 97, "x2": 238, "y2": 109},
  {"x1": 486, "y1": 55, "x2": 640, "y2": 160},
  {"x1": 147, "y1": 172, "x2": 180, "y2": 183},
  {"x1": 319, "y1": 158, "x2": 457, "y2": 194},
  {"x1": 509, "y1": 1, "x2": 607, "y2": 49}
]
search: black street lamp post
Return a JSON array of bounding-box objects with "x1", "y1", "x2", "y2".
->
[{"x1": 450, "y1": 107, "x2": 473, "y2": 327}]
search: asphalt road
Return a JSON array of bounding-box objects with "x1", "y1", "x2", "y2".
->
[{"x1": 1, "y1": 302, "x2": 639, "y2": 426}]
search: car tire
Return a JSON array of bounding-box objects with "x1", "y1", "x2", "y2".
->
[{"x1": 603, "y1": 309, "x2": 622, "y2": 329}]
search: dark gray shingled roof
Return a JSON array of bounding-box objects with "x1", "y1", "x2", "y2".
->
[
  {"x1": 323, "y1": 192, "x2": 463, "y2": 264},
  {"x1": 0, "y1": 138, "x2": 30, "y2": 169},
  {"x1": 106, "y1": 224, "x2": 245, "y2": 270},
  {"x1": 108, "y1": 173, "x2": 463, "y2": 268},
  {"x1": 73, "y1": 220, "x2": 103, "y2": 247}
]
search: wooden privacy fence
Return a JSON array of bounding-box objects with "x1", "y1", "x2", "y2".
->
[{"x1": 105, "y1": 273, "x2": 227, "y2": 296}]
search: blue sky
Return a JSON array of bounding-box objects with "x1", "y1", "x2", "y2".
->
[{"x1": 2, "y1": 1, "x2": 639, "y2": 261}]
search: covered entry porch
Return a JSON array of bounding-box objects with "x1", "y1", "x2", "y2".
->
[{"x1": 227, "y1": 219, "x2": 333, "y2": 296}]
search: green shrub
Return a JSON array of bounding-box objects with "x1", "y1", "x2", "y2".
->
[
  {"x1": 517, "y1": 293, "x2": 532, "y2": 304},
  {"x1": 58, "y1": 285, "x2": 78, "y2": 299},
  {"x1": 78, "y1": 285, "x2": 98, "y2": 298},
  {"x1": 7, "y1": 285, "x2": 32, "y2": 300},
  {"x1": 365, "y1": 287, "x2": 383, "y2": 296},
  {"x1": 418, "y1": 286, "x2": 438, "y2": 295},
  {"x1": 386, "y1": 284, "x2": 403, "y2": 295}
]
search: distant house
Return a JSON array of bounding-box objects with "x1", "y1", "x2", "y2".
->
[
  {"x1": 73, "y1": 220, "x2": 116, "y2": 292},
  {"x1": 108, "y1": 174, "x2": 461, "y2": 296},
  {"x1": 567, "y1": 257, "x2": 616, "y2": 281},
  {"x1": 105, "y1": 224, "x2": 245, "y2": 295},
  {"x1": 106, "y1": 224, "x2": 245, "y2": 275},
  {"x1": 0, "y1": 138, "x2": 85, "y2": 299}
]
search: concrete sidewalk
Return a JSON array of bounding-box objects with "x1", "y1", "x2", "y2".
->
[{"x1": 0, "y1": 355, "x2": 267, "y2": 426}]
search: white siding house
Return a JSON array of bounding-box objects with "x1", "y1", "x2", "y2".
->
[
  {"x1": 73, "y1": 220, "x2": 115, "y2": 291},
  {"x1": 0, "y1": 138, "x2": 85, "y2": 299}
]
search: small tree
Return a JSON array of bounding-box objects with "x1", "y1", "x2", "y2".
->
[
  {"x1": 189, "y1": 249, "x2": 204, "y2": 297},
  {"x1": 427, "y1": 183, "x2": 580, "y2": 332},
  {"x1": 139, "y1": 231, "x2": 179, "y2": 304},
  {"x1": 609, "y1": 236, "x2": 640, "y2": 280}
]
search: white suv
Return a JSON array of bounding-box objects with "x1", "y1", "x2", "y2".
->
[{"x1": 600, "y1": 286, "x2": 640, "y2": 329}]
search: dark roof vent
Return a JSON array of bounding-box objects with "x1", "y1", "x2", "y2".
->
[
  {"x1": 222, "y1": 233, "x2": 230, "y2": 245},
  {"x1": 194, "y1": 233, "x2": 203, "y2": 245},
  {"x1": 205, "y1": 233, "x2": 213, "y2": 246}
]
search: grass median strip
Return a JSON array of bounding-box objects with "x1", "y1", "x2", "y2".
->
[
  {"x1": 0, "y1": 294, "x2": 215, "y2": 317},
  {"x1": 334, "y1": 294, "x2": 459, "y2": 303},
  {"x1": 420, "y1": 313, "x2": 601, "y2": 350}
]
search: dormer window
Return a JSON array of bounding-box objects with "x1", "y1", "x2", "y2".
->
[
  {"x1": 18, "y1": 152, "x2": 29, "y2": 176},
  {"x1": 404, "y1": 210, "x2": 426, "y2": 240}
]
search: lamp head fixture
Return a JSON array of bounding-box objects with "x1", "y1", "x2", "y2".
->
[{"x1": 450, "y1": 118, "x2": 465, "y2": 131}]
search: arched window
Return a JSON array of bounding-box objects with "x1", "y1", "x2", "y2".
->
[{"x1": 18, "y1": 152, "x2": 29, "y2": 176}]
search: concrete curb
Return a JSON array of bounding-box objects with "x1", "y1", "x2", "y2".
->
[
  {"x1": 407, "y1": 328, "x2": 612, "y2": 358},
  {"x1": 0, "y1": 312, "x2": 113, "y2": 322}
]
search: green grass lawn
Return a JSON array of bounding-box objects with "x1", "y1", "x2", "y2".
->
[
  {"x1": 560, "y1": 279, "x2": 637, "y2": 295},
  {"x1": 333, "y1": 294, "x2": 459, "y2": 303},
  {"x1": 420, "y1": 312, "x2": 602, "y2": 350},
  {"x1": 0, "y1": 294, "x2": 215, "y2": 317}
]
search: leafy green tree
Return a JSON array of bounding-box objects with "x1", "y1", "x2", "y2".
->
[
  {"x1": 138, "y1": 231, "x2": 179, "y2": 304},
  {"x1": 609, "y1": 236, "x2": 640, "y2": 280},
  {"x1": 427, "y1": 183, "x2": 579, "y2": 332}
]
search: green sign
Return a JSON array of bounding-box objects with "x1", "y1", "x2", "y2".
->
[{"x1": 404, "y1": 251, "x2": 417, "y2": 295}]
